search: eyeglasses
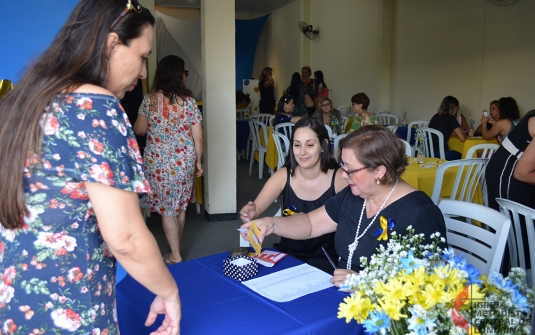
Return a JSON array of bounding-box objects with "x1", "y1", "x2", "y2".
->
[
  {"x1": 110, "y1": 0, "x2": 142, "y2": 31},
  {"x1": 339, "y1": 161, "x2": 368, "y2": 178},
  {"x1": 320, "y1": 103, "x2": 331, "y2": 107},
  {"x1": 184, "y1": 70, "x2": 189, "y2": 77}
]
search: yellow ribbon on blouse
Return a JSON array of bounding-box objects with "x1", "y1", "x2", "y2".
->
[{"x1": 377, "y1": 216, "x2": 389, "y2": 241}]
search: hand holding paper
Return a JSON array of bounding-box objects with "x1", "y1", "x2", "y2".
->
[{"x1": 248, "y1": 221, "x2": 262, "y2": 255}]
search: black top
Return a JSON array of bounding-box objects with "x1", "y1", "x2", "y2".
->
[
  {"x1": 324, "y1": 188, "x2": 446, "y2": 271},
  {"x1": 259, "y1": 79, "x2": 275, "y2": 114},
  {"x1": 273, "y1": 168, "x2": 339, "y2": 260},
  {"x1": 428, "y1": 113, "x2": 460, "y2": 152}
]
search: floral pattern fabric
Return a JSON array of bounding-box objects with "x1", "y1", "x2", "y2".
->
[
  {"x1": 347, "y1": 112, "x2": 378, "y2": 133},
  {"x1": 0, "y1": 94, "x2": 149, "y2": 334},
  {"x1": 139, "y1": 93, "x2": 202, "y2": 216}
]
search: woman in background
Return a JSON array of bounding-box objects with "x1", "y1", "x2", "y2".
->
[
  {"x1": 301, "y1": 66, "x2": 316, "y2": 116},
  {"x1": 274, "y1": 94, "x2": 302, "y2": 126},
  {"x1": 310, "y1": 96, "x2": 343, "y2": 135},
  {"x1": 240, "y1": 118, "x2": 346, "y2": 272},
  {"x1": 313, "y1": 70, "x2": 329, "y2": 108},
  {"x1": 286, "y1": 72, "x2": 309, "y2": 117},
  {"x1": 0, "y1": 0, "x2": 180, "y2": 333},
  {"x1": 428, "y1": 95, "x2": 466, "y2": 160},
  {"x1": 346, "y1": 92, "x2": 378, "y2": 133},
  {"x1": 258, "y1": 67, "x2": 275, "y2": 114},
  {"x1": 479, "y1": 97, "x2": 520, "y2": 144},
  {"x1": 135, "y1": 55, "x2": 203, "y2": 265}
]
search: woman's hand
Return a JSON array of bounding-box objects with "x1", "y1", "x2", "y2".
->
[
  {"x1": 239, "y1": 201, "x2": 256, "y2": 224},
  {"x1": 330, "y1": 268, "x2": 357, "y2": 291},
  {"x1": 195, "y1": 161, "x2": 203, "y2": 177},
  {"x1": 239, "y1": 217, "x2": 274, "y2": 243},
  {"x1": 145, "y1": 294, "x2": 181, "y2": 335},
  {"x1": 480, "y1": 114, "x2": 489, "y2": 125}
]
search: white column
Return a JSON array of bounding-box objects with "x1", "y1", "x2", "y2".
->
[{"x1": 201, "y1": 0, "x2": 237, "y2": 220}]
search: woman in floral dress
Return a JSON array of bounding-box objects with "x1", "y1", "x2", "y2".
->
[
  {"x1": 135, "y1": 55, "x2": 203, "y2": 264},
  {"x1": 347, "y1": 92, "x2": 378, "y2": 133},
  {"x1": 0, "y1": 1, "x2": 181, "y2": 334}
]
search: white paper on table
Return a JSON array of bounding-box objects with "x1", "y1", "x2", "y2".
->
[{"x1": 242, "y1": 263, "x2": 333, "y2": 302}]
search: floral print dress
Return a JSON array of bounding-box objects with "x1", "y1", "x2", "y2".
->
[
  {"x1": 347, "y1": 112, "x2": 378, "y2": 133},
  {"x1": 0, "y1": 93, "x2": 149, "y2": 334},
  {"x1": 139, "y1": 93, "x2": 202, "y2": 216}
]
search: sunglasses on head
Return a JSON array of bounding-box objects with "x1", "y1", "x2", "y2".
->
[{"x1": 110, "y1": 0, "x2": 142, "y2": 31}]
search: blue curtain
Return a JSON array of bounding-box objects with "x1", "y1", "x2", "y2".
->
[{"x1": 235, "y1": 15, "x2": 269, "y2": 90}]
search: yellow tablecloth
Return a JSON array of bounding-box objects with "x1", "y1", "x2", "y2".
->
[
  {"x1": 447, "y1": 136, "x2": 498, "y2": 158},
  {"x1": 254, "y1": 126, "x2": 278, "y2": 171},
  {"x1": 401, "y1": 157, "x2": 483, "y2": 204}
]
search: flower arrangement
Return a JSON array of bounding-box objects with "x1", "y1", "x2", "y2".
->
[
  {"x1": 469, "y1": 114, "x2": 475, "y2": 130},
  {"x1": 402, "y1": 110, "x2": 408, "y2": 125},
  {"x1": 337, "y1": 227, "x2": 534, "y2": 334}
]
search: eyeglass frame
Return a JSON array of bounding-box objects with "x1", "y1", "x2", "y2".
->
[
  {"x1": 110, "y1": 0, "x2": 143, "y2": 31},
  {"x1": 339, "y1": 161, "x2": 369, "y2": 178},
  {"x1": 320, "y1": 102, "x2": 332, "y2": 108}
]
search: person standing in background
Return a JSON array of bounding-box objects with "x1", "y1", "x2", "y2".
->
[
  {"x1": 313, "y1": 70, "x2": 329, "y2": 109},
  {"x1": 135, "y1": 55, "x2": 203, "y2": 265},
  {"x1": 287, "y1": 72, "x2": 309, "y2": 117},
  {"x1": 258, "y1": 67, "x2": 275, "y2": 114},
  {"x1": 0, "y1": 0, "x2": 181, "y2": 333},
  {"x1": 301, "y1": 66, "x2": 316, "y2": 116}
]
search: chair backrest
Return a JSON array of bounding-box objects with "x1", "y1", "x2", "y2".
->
[
  {"x1": 236, "y1": 108, "x2": 248, "y2": 120},
  {"x1": 430, "y1": 158, "x2": 489, "y2": 205},
  {"x1": 271, "y1": 131, "x2": 290, "y2": 170},
  {"x1": 376, "y1": 113, "x2": 399, "y2": 126},
  {"x1": 438, "y1": 200, "x2": 511, "y2": 277},
  {"x1": 324, "y1": 124, "x2": 333, "y2": 138},
  {"x1": 248, "y1": 120, "x2": 268, "y2": 151},
  {"x1": 399, "y1": 139, "x2": 412, "y2": 157},
  {"x1": 386, "y1": 125, "x2": 398, "y2": 133},
  {"x1": 251, "y1": 113, "x2": 275, "y2": 126},
  {"x1": 274, "y1": 122, "x2": 294, "y2": 139},
  {"x1": 496, "y1": 198, "x2": 535, "y2": 288},
  {"x1": 406, "y1": 120, "x2": 429, "y2": 143},
  {"x1": 337, "y1": 106, "x2": 351, "y2": 118},
  {"x1": 333, "y1": 134, "x2": 347, "y2": 161},
  {"x1": 419, "y1": 127, "x2": 445, "y2": 159},
  {"x1": 465, "y1": 143, "x2": 500, "y2": 159}
]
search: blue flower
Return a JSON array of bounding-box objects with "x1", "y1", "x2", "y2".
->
[
  {"x1": 362, "y1": 309, "x2": 390, "y2": 335},
  {"x1": 510, "y1": 289, "x2": 530, "y2": 312},
  {"x1": 400, "y1": 250, "x2": 429, "y2": 274},
  {"x1": 463, "y1": 264, "x2": 483, "y2": 285},
  {"x1": 407, "y1": 305, "x2": 436, "y2": 335}
]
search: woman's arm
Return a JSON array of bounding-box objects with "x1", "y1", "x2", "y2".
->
[
  {"x1": 452, "y1": 127, "x2": 466, "y2": 142},
  {"x1": 85, "y1": 182, "x2": 181, "y2": 333},
  {"x1": 460, "y1": 114, "x2": 469, "y2": 130},
  {"x1": 481, "y1": 119, "x2": 506, "y2": 140},
  {"x1": 513, "y1": 118, "x2": 535, "y2": 185},
  {"x1": 239, "y1": 168, "x2": 287, "y2": 223},
  {"x1": 192, "y1": 122, "x2": 203, "y2": 176},
  {"x1": 134, "y1": 114, "x2": 148, "y2": 136},
  {"x1": 263, "y1": 75, "x2": 274, "y2": 88}
]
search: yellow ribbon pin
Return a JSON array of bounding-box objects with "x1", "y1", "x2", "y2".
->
[
  {"x1": 377, "y1": 216, "x2": 389, "y2": 241},
  {"x1": 282, "y1": 209, "x2": 296, "y2": 216}
]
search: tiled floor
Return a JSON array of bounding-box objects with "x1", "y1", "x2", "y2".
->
[{"x1": 147, "y1": 158, "x2": 281, "y2": 261}]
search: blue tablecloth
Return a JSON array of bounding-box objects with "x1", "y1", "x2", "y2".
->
[
  {"x1": 116, "y1": 252, "x2": 369, "y2": 335},
  {"x1": 236, "y1": 119, "x2": 250, "y2": 151},
  {"x1": 396, "y1": 125, "x2": 416, "y2": 145}
]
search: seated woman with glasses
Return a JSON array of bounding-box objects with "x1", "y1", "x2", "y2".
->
[
  {"x1": 240, "y1": 125, "x2": 446, "y2": 285},
  {"x1": 239, "y1": 118, "x2": 347, "y2": 273},
  {"x1": 346, "y1": 92, "x2": 378, "y2": 133},
  {"x1": 273, "y1": 94, "x2": 303, "y2": 126},
  {"x1": 310, "y1": 97, "x2": 344, "y2": 135}
]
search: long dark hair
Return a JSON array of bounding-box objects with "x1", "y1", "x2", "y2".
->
[
  {"x1": 259, "y1": 67, "x2": 272, "y2": 84},
  {"x1": 288, "y1": 72, "x2": 301, "y2": 103},
  {"x1": 314, "y1": 70, "x2": 326, "y2": 88},
  {"x1": 437, "y1": 96, "x2": 459, "y2": 115},
  {"x1": 151, "y1": 55, "x2": 192, "y2": 102},
  {"x1": 498, "y1": 97, "x2": 520, "y2": 121},
  {"x1": 284, "y1": 118, "x2": 337, "y2": 176},
  {"x1": 0, "y1": 0, "x2": 155, "y2": 229}
]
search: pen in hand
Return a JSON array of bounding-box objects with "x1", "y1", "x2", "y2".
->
[{"x1": 321, "y1": 247, "x2": 337, "y2": 270}]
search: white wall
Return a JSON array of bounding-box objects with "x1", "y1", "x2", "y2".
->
[{"x1": 259, "y1": 0, "x2": 535, "y2": 120}]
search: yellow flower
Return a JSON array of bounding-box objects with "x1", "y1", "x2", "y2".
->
[
  {"x1": 421, "y1": 282, "x2": 450, "y2": 308},
  {"x1": 405, "y1": 267, "x2": 427, "y2": 288},
  {"x1": 377, "y1": 297, "x2": 407, "y2": 320},
  {"x1": 337, "y1": 292, "x2": 376, "y2": 324},
  {"x1": 375, "y1": 277, "x2": 407, "y2": 301},
  {"x1": 254, "y1": 87, "x2": 260, "y2": 93}
]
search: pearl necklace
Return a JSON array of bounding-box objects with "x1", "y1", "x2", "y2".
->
[{"x1": 346, "y1": 179, "x2": 399, "y2": 270}]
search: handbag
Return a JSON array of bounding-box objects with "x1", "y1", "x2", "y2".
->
[{"x1": 304, "y1": 94, "x2": 314, "y2": 108}]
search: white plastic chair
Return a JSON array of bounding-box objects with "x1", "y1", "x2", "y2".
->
[
  {"x1": 251, "y1": 113, "x2": 275, "y2": 126},
  {"x1": 399, "y1": 139, "x2": 412, "y2": 157},
  {"x1": 386, "y1": 125, "x2": 398, "y2": 133},
  {"x1": 338, "y1": 106, "x2": 351, "y2": 118},
  {"x1": 324, "y1": 124, "x2": 333, "y2": 138},
  {"x1": 419, "y1": 127, "x2": 445, "y2": 160},
  {"x1": 274, "y1": 122, "x2": 294, "y2": 139},
  {"x1": 430, "y1": 158, "x2": 489, "y2": 205},
  {"x1": 236, "y1": 109, "x2": 247, "y2": 120},
  {"x1": 376, "y1": 113, "x2": 399, "y2": 126},
  {"x1": 406, "y1": 120, "x2": 429, "y2": 144},
  {"x1": 271, "y1": 131, "x2": 290, "y2": 170},
  {"x1": 248, "y1": 120, "x2": 269, "y2": 179},
  {"x1": 496, "y1": 198, "x2": 535, "y2": 287},
  {"x1": 333, "y1": 134, "x2": 347, "y2": 161},
  {"x1": 466, "y1": 144, "x2": 499, "y2": 206},
  {"x1": 439, "y1": 200, "x2": 511, "y2": 277}
]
